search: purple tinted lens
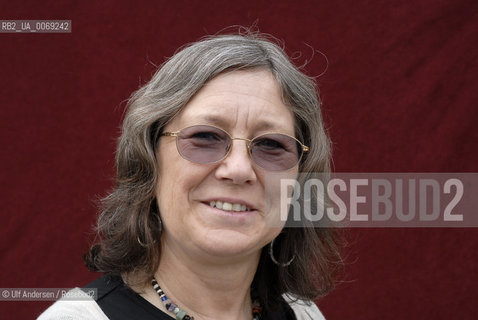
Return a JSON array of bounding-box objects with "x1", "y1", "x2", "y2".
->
[
  {"x1": 251, "y1": 134, "x2": 301, "y2": 171},
  {"x1": 176, "y1": 125, "x2": 230, "y2": 164}
]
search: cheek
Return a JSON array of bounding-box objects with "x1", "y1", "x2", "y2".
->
[
  {"x1": 156, "y1": 171, "x2": 182, "y2": 215},
  {"x1": 263, "y1": 171, "x2": 298, "y2": 227},
  {"x1": 155, "y1": 163, "x2": 200, "y2": 217}
]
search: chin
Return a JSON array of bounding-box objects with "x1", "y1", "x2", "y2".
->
[{"x1": 194, "y1": 229, "x2": 266, "y2": 259}]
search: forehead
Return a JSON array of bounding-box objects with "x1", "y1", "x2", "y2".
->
[{"x1": 172, "y1": 70, "x2": 295, "y2": 134}]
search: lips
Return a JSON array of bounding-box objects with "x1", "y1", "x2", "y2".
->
[{"x1": 208, "y1": 200, "x2": 252, "y2": 212}]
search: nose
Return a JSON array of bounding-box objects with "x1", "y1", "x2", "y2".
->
[{"x1": 214, "y1": 139, "x2": 257, "y2": 185}]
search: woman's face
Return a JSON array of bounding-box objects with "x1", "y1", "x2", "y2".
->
[{"x1": 155, "y1": 69, "x2": 297, "y2": 262}]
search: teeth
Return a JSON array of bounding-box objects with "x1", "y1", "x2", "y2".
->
[{"x1": 208, "y1": 200, "x2": 251, "y2": 212}]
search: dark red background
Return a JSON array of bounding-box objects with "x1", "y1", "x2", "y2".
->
[{"x1": 1, "y1": 1, "x2": 477, "y2": 319}]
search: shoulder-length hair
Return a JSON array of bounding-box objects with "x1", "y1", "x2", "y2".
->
[{"x1": 85, "y1": 31, "x2": 343, "y2": 312}]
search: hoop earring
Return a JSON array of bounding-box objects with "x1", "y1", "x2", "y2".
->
[
  {"x1": 269, "y1": 237, "x2": 295, "y2": 267},
  {"x1": 137, "y1": 236, "x2": 148, "y2": 247}
]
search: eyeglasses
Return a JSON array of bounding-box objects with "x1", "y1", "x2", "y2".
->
[{"x1": 161, "y1": 125, "x2": 309, "y2": 171}]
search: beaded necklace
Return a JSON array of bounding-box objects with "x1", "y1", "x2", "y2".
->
[{"x1": 152, "y1": 278, "x2": 262, "y2": 320}]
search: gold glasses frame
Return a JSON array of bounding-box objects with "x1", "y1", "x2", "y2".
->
[{"x1": 161, "y1": 124, "x2": 309, "y2": 171}]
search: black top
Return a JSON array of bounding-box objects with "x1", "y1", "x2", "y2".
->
[{"x1": 85, "y1": 275, "x2": 297, "y2": 320}]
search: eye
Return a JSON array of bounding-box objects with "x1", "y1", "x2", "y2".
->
[
  {"x1": 254, "y1": 138, "x2": 285, "y2": 151},
  {"x1": 190, "y1": 131, "x2": 223, "y2": 141}
]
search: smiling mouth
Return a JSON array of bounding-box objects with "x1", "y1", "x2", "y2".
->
[{"x1": 208, "y1": 200, "x2": 252, "y2": 212}]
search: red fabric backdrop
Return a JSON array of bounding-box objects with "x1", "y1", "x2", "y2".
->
[{"x1": 1, "y1": 1, "x2": 477, "y2": 319}]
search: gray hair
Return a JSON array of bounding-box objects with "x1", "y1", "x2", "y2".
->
[{"x1": 85, "y1": 32, "x2": 342, "y2": 312}]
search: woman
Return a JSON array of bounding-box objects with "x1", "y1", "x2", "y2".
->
[{"x1": 38, "y1": 32, "x2": 342, "y2": 320}]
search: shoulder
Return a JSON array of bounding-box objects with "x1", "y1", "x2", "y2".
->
[
  {"x1": 282, "y1": 294, "x2": 326, "y2": 320},
  {"x1": 37, "y1": 288, "x2": 109, "y2": 320}
]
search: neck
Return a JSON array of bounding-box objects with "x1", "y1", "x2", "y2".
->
[{"x1": 149, "y1": 241, "x2": 261, "y2": 320}]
